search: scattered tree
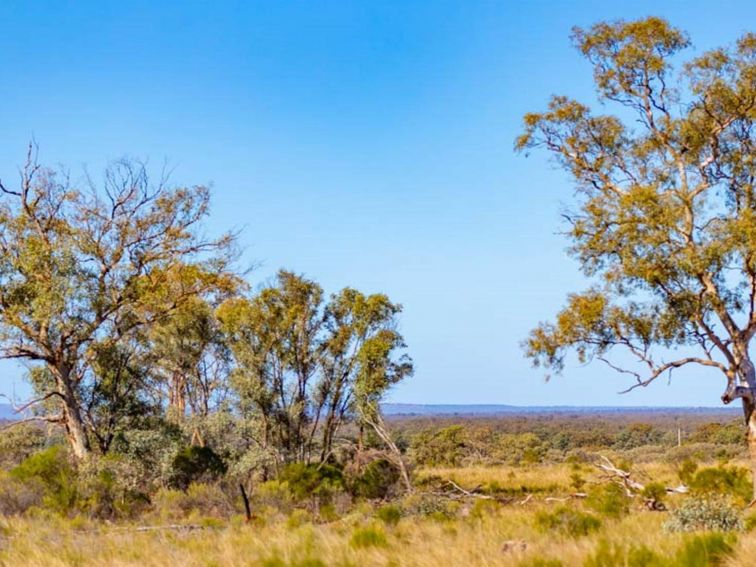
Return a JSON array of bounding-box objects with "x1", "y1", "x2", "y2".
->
[{"x1": 517, "y1": 18, "x2": 756, "y2": 498}]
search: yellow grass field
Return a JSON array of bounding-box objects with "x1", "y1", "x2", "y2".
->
[{"x1": 2, "y1": 463, "x2": 755, "y2": 567}]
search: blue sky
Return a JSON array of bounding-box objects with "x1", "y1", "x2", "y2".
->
[{"x1": 0, "y1": 1, "x2": 754, "y2": 406}]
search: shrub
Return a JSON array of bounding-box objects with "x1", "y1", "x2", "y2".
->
[
  {"x1": 534, "y1": 506, "x2": 602, "y2": 537},
  {"x1": 584, "y1": 540, "x2": 661, "y2": 567},
  {"x1": 151, "y1": 483, "x2": 234, "y2": 520},
  {"x1": 664, "y1": 497, "x2": 743, "y2": 533},
  {"x1": 687, "y1": 465, "x2": 751, "y2": 505},
  {"x1": 255, "y1": 480, "x2": 294, "y2": 512},
  {"x1": 11, "y1": 446, "x2": 78, "y2": 514},
  {"x1": 376, "y1": 504, "x2": 402, "y2": 526},
  {"x1": 350, "y1": 525, "x2": 388, "y2": 548},
  {"x1": 641, "y1": 482, "x2": 667, "y2": 507},
  {"x1": 279, "y1": 463, "x2": 344, "y2": 504},
  {"x1": 674, "y1": 533, "x2": 736, "y2": 566},
  {"x1": 349, "y1": 459, "x2": 400, "y2": 499},
  {"x1": 0, "y1": 471, "x2": 42, "y2": 515},
  {"x1": 401, "y1": 493, "x2": 459, "y2": 520},
  {"x1": 170, "y1": 446, "x2": 227, "y2": 490},
  {"x1": 586, "y1": 483, "x2": 629, "y2": 519},
  {"x1": 78, "y1": 455, "x2": 150, "y2": 519}
]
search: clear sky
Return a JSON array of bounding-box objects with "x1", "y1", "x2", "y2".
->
[{"x1": 0, "y1": 0, "x2": 754, "y2": 407}]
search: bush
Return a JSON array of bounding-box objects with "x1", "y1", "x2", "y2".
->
[
  {"x1": 375, "y1": 503, "x2": 402, "y2": 526},
  {"x1": 534, "y1": 506, "x2": 602, "y2": 537},
  {"x1": 586, "y1": 483, "x2": 630, "y2": 518},
  {"x1": 664, "y1": 497, "x2": 744, "y2": 533},
  {"x1": 254, "y1": 480, "x2": 294, "y2": 512},
  {"x1": 78, "y1": 455, "x2": 150, "y2": 519},
  {"x1": 11, "y1": 446, "x2": 78, "y2": 514},
  {"x1": 674, "y1": 533, "x2": 737, "y2": 566},
  {"x1": 170, "y1": 446, "x2": 227, "y2": 490},
  {"x1": 401, "y1": 493, "x2": 459, "y2": 520},
  {"x1": 585, "y1": 533, "x2": 735, "y2": 567},
  {"x1": 584, "y1": 540, "x2": 661, "y2": 567},
  {"x1": 151, "y1": 483, "x2": 234, "y2": 520},
  {"x1": 278, "y1": 463, "x2": 344, "y2": 504},
  {"x1": 0, "y1": 471, "x2": 43, "y2": 515},
  {"x1": 687, "y1": 465, "x2": 751, "y2": 506},
  {"x1": 349, "y1": 459, "x2": 400, "y2": 499},
  {"x1": 350, "y1": 525, "x2": 388, "y2": 548}
]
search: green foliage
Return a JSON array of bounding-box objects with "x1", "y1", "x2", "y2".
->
[
  {"x1": 678, "y1": 459, "x2": 699, "y2": 484},
  {"x1": 279, "y1": 463, "x2": 344, "y2": 503},
  {"x1": 11, "y1": 446, "x2": 78, "y2": 514},
  {"x1": 664, "y1": 497, "x2": 744, "y2": 533},
  {"x1": 375, "y1": 504, "x2": 402, "y2": 526},
  {"x1": 401, "y1": 493, "x2": 459, "y2": 520},
  {"x1": 518, "y1": 16, "x2": 756, "y2": 489},
  {"x1": 641, "y1": 482, "x2": 667, "y2": 505},
  {"x1": 686, "y1": 465, "x2": 752, "y2": 505},
  {"x1": 0, "y1": 423, "x2": 49, "y2": 469},
  {"x1": 350, "y1": 525, "x2": 388, "y2": 548},
  {"x1": 674, "y1": 533, "x2": 737, "y2": 567},
  {"x1": 534, "y1": 506, "x2": 602, "y2": 537},
  {"x1": 585, "y1": 533, "x2": 736, "y2": 567},
  {"x1": 170, "y1": 446, "x2": 227, "y2": 490},
  {"x1": 585, "y1": 483, "x2": 630, "y2": 519},
  {"x1": 151, "y1": 483, "x2": 234, "y2": 520},
  {"x1": 349, "y1": 459, "x2": 400, "y2": 499}
]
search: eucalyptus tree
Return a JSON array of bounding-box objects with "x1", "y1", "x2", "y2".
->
[
  {"x1": 218, "y1": 270, "x2": 413, "y2": 478},
  {"x1": 517, "y1": 18, "x2": 756, "y2": 496},
  {"x1": 0, "y1": 148, "x2": 236, "y2": 459}
]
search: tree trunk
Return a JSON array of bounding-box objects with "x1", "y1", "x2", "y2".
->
[
  {"x1": 738, "y1": 358, "x2": 756, "y2": 504},
  {"x1": 56, "y1": 367, "x2": 91, "y2": 460},
  {"x1": 746, "y1": 401, "x2": 756, "y2": 504}
]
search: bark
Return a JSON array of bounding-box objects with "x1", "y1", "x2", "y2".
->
[
  {"x1": 745, "y1": 399, "x2": 756, "y2": 504},
  {"x1": 735, "y1": 358, "x2": 756, "y2": 503},
  {"x1": 56, "y1": 366, "x2": 91, "y2": 460}
]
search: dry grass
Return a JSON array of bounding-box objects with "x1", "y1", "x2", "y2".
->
[{"x1": 1, "y1": 464, "x2": 755, "y2": 566}]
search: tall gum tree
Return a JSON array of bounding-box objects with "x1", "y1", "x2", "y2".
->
[
  {"x1": 516, "y1": 18, "x2": 756, "y2": 498},
  {"x1": 0, "y1": 148, "x2": 236, "y2": 460}
]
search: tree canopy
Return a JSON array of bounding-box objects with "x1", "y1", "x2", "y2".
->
[{"x1": 517, "y1": 18, "x2": 756, "y2": 493}]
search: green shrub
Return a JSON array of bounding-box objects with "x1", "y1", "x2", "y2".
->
[
  {"x1": 279, "y1": 463, "x2": 344, "y2": 504},
  {"x1": 255, "y1": 479, "x2": 294, "y2": 512},
  {"x1": 152, "y1": 483, "x2": 234, "y2": 520},
  {"x1": 641, "y1": 482, "x2": 667, "y2": 506},
  {"x1": 664, "y1": 497, "x2": 743, "y2": 533},
  {"x1": 349, "y1": 459, "x2": 400, "y2": 499},
  {"x1": 375, "y1": 503, "x2": 402, "y2": 526},
  {"x1": 469, "y1": 498, "x2": 500, "y2": 519},
  {"x1": 674, "y1": 533, "x2": 736, "y2": 566},
  {"x1": 401, "y1": 493, "x2": 459, "y2": 520},
  {"x1": 77, "y1": 455, "x2": 150, "y2": 519},
  {"x1": 170, "y1": 446, "x2": 227, "y2": 490},
  {"x1": 11, "y1": 446, "x2": 78, "y2": 514},
  {"x1": 687, "y1": 465, "x2": 751, "y2": 505},
  {"x1": 584, "y1": 540, "x2": 660, "y2": 567},
  {"x1": 350, "y1": 525, "x2": 388, "y2": 548},
  {"x1": 534, "y1": 506, "x2": 602, "y2": 537},
  {"x1": 586, "y1": 483, "x2": 629, "y2": 519}
]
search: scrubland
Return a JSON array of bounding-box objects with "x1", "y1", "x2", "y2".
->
[{"x1": 2, "y1": 412, "x2": 756, "y2": 566}]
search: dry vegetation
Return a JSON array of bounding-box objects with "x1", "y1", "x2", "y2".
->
[{"x1": 2, "y1": 411, "x2": 756, "y2": 566}]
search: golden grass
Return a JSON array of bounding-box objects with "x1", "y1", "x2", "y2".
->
[{"x1": 1, "y1": 464, "x2": 755, "y2": 566}]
